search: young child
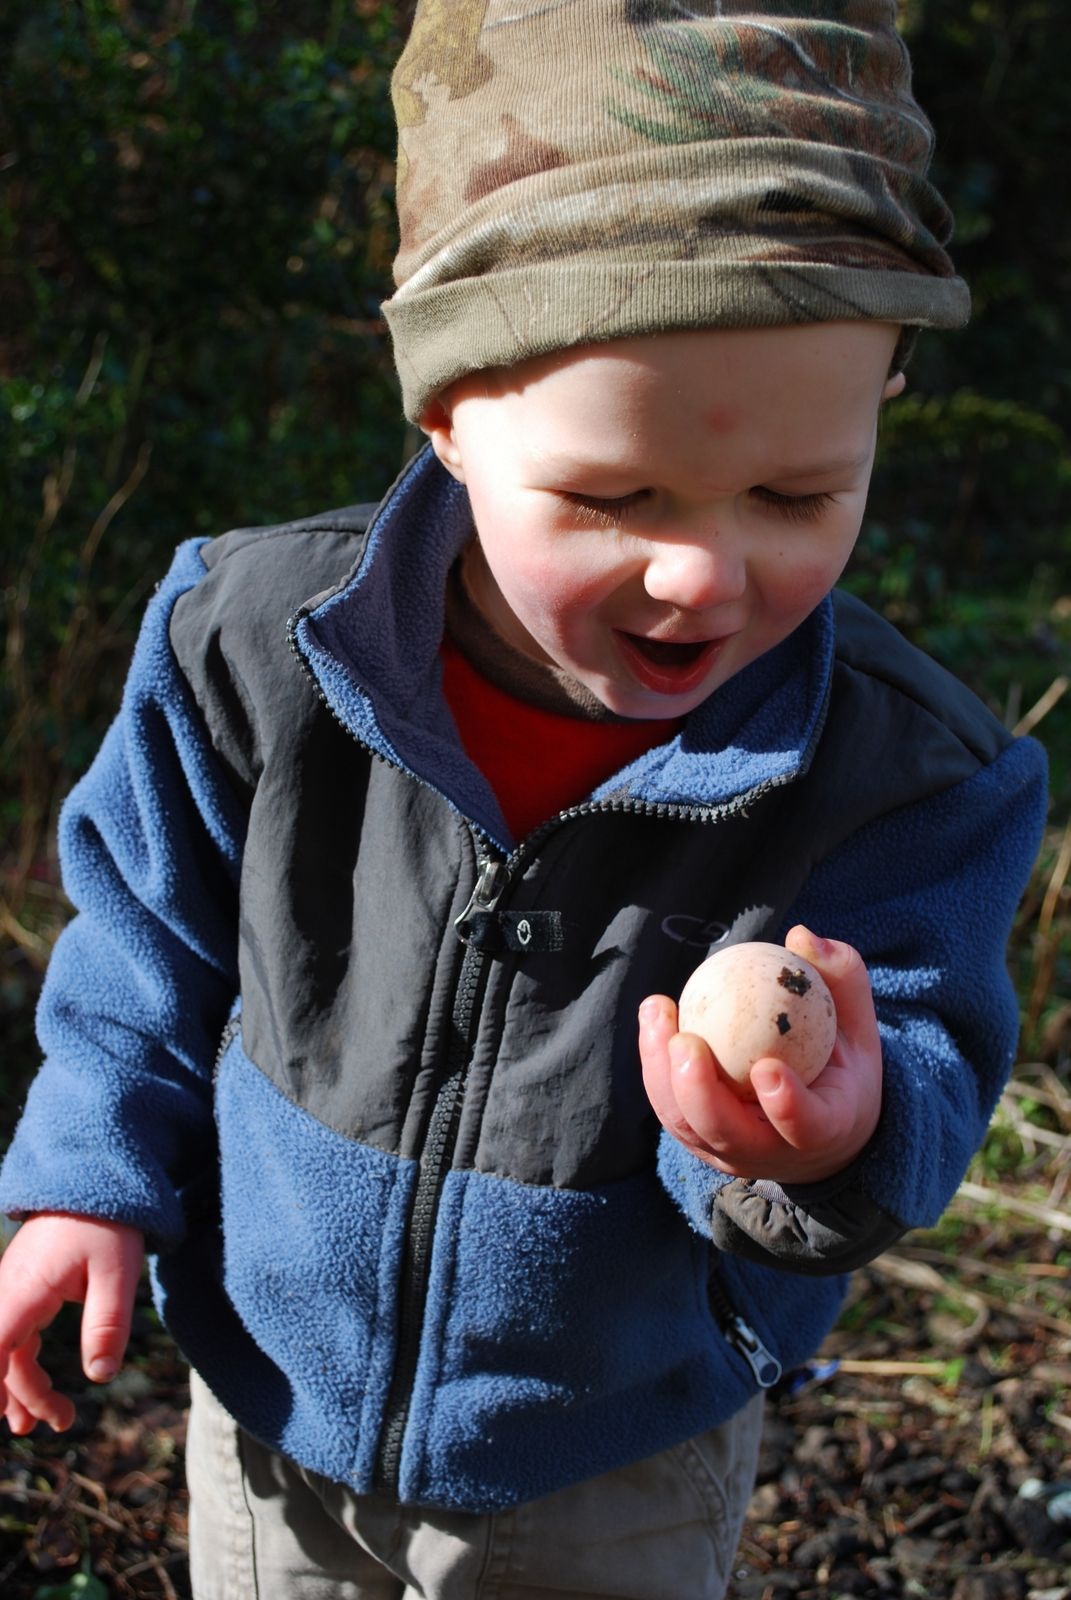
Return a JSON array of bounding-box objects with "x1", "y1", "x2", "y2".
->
[{"x1": 0, "y1": 4, "x2": 1049, "y2": 1597}]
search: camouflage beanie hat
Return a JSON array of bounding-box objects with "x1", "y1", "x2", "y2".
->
[{"x1": 383, "y1": 0, "x2": 970, "y2": 422}]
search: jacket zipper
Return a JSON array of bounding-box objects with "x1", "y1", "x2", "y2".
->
[
  {"x1": 214, "y1": 1015, "x2": 241, "y2": 1076},
  {"x1": 708, "y1": 1268, "x2": 783, "y2": 1390},
  {"x1": 375, "y1": 844, "x2": 509, "y2": 1493},
  {"x1": 286, "y1": 610, "x2": 807, "y2": 1484}
]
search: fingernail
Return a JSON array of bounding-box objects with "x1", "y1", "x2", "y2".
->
[
  {"x1": 751, "y1": 1064, "x2": 783, "y2": 1097},
  {"x1": 638, "y1": 997, "x2": 662, "y2": 1027},
  {"x1": 88, "y1": 1359, "x2": 117, "y2": 1383},
  {"x1": 668, "y1": 1037, "x2": 696, "y2": 1075},
  {"x1": 793, "y1": 926, "x2": 832, "y2": 961}
]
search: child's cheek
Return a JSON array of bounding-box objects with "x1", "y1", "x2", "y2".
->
[
  {"x1": 762, "y1": 540, "x2": 858, "y2": 626},
  {"x1": 512, "y1": 544, "x2": 614, "y2": 630}
]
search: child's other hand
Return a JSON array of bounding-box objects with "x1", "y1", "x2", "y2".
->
[
  {"x1": 640, "y1": 927, "x2": 882, "y2": 1185},
  {"x1": 0, "y1": 1213, "x2": 144, "y2": 1434}
]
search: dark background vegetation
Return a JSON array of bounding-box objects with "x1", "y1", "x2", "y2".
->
[{"x1": 0, "y1": 2, "x2": 1069, "y2": 1596}]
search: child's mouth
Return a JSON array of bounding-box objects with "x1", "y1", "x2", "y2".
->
[
  {"x1": 626, "y1": 636, "x2": 708, "y2": 667},
  {"x1": 615, "y1": 631, "x2": 727, "y2": 695}
]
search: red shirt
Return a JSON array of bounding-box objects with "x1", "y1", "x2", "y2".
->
[{"x1": 440, "y1": 636, "x2": 684, "y2": 840}]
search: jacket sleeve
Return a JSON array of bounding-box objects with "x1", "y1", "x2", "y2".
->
[
  {"x1": 0, "y1": 541, "x2": 247, "y2": 1250},
  {"x1": 658, "y1": 732, "x2": 1049, "y2": 1274}
]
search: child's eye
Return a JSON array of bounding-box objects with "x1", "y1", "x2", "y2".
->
[
  {"x1": 751, "y1": 487, "x2": 836, "y2": 523},
  {"x1": 559, "y1": 490, "x2": 651, "y2": 526}
]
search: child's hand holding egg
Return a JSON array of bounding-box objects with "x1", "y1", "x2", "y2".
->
[
  {"x1": 677, "y1": 941, "x2": 837, "y2": 1100},
  {"x1": 640, "y1": 930, "x2": 880, "y2": 1184}
]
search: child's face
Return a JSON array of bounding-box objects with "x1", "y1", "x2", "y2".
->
[{"x1": 425, "y1": 322, "x2": 904, "y2": 720}]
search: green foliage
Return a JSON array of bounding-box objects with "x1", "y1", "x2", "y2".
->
[
  {"x1": 1, "y1": 1, "x2": 409, "y2": 1110},
  {"x1": 2, "y1": 0, "x2": 405, "y2": 950},
  {"x1": 849, "y1": 0, "x2": 1071, "y2": 813}
]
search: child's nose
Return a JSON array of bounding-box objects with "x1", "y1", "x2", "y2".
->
[{"x1": 642, "y1": 534, "x2": 745, "y2": 612}]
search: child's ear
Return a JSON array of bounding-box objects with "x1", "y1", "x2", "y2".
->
[
  {"x1": 420, "y1": 398, "x2": 466, "y2": 482},
  {"x1": 882, "y1": 370, "x2": 907, "y2": 401}
]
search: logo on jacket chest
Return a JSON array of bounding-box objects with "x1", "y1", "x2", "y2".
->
[
  {"x1": 661, "y1": 914, "x2": 729, "y2": 950},
  {"x1": 660, "y1": 903, "x2": 774, "y2": 952}
]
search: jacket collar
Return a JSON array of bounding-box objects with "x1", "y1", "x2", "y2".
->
[{"x1": 294, "y1": 447, "x2": 834, "y2": 851}]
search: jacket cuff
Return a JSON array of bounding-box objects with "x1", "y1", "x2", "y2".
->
[
  {"x1": 657, "y1": 1130, "x2": 905, "y2": 1275},
  {"x1": 710, "y1": 1175, "x2": 905, "y2": 1274}
]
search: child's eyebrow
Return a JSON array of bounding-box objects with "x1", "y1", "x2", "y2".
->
[
  {"x1": 530, "y1": 450, "x2": 874, "y2": 483},
  {"x1": 769, "y1": 452, "x2": 873, "y2": 481},
  {"x1": 527, "y1": 449, "x2": 643, "y2": 478}
]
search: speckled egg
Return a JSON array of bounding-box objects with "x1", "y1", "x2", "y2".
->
[{"x1": 677, "y1": 941, "x2": 837, "y2": 1099}]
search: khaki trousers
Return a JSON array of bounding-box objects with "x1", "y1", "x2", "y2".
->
[{"x1": 186, "y1": 1370, "x2": 763, "y2": 1600}]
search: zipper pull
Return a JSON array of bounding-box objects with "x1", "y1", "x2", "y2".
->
[
  {"x1": 454, "y1": 853, "x2": 509, "y2": 943},
  {"x1": 722, "y1": 1311, "x2": 783, "y2": 1390}
]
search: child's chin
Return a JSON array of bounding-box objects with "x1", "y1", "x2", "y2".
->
[{"x1": 594, "y1": 676, "x2": 715, "y2": 721}]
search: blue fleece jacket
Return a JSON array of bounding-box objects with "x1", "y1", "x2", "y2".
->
[{"x1": 0, "y1": 449, "x2": 1049, "y2": 1511}]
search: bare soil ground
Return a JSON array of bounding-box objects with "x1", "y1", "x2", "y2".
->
[{"x1": 0, "y1": 1192, "x2": 1068, "y2": 1600}]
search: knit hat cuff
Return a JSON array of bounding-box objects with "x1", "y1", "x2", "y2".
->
[{"x1": 386, "y1": 260, "x2": 969, "y2": 422}]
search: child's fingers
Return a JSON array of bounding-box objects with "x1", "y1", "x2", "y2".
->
[
  {"x1": 5, "y1": 1338, "x2": 76, "y2": 1434},
  {"x1": 4, "y1": 1394, "x2": 37, "y2": 1436},
  {"x1": 668, "y1": 1035, "x2": 776, "y2": 1162},
  {"x1": 638, "y1": 999, "x2": 741, "y2": 1157},
  {"x1": 784, "y1": 925, "x2": 880, "y2": 1054},
  {"x1": 642, "y1": 996, "x2": 800, "y2": 1170},
  {"x1": 80, "y1": 1237, "x2": 140, "y2": 1384},
  {"x1": 0, "y1": 1280, "x2": 64, "y2": 1379},
  {"x1": 747, "y1": 1058, "x2": 843, "y2": 1151},
  {"x1": 0, "y1": 1217, "x2": 144, "y2": 1434},
  {"x1": 638, "y1": 996, "x2": 699, "y2": 1147}
]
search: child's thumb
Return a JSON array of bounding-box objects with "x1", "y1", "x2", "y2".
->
[{"x1": 80, "y1": 1232, "x2": 142, "y2": 1384}]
